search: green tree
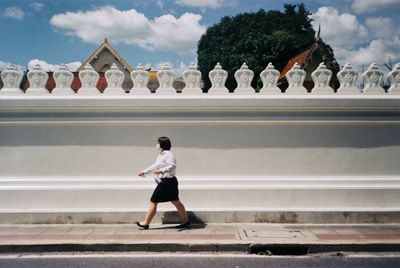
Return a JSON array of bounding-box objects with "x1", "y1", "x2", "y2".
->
[{"x1": 197, "y1": 4, "x2": 336, "y2": 91}]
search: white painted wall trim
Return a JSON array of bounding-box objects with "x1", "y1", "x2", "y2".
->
[
  {"x1": 1, "y1": 95, "x2": 400, "y2": 114},
  {"x1": 1, "y1": 176, "x2": 400, "y2": 190}
]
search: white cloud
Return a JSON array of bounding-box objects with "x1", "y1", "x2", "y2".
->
[
  {"x1": 311, "y1": 7, "x2": 368, "y2": 50},
  {"x1": 175, "y1": 0, "x2": 235, "y2": 9},
  {"x1": 352, "y1": 0, "x2": 400, "y2": 13},
  {"x1": 365, "y1": 17, "x2": 399, "y2": 40},
  {"x1": 3, "y1": 6, "x2": 25, "y2": 20},
  {"x1": 50, "y1": 6, "x2": 206, "y2": 54},
  {"x1": 150, "y1": 13, "x2": 205, "y2": 52},
  {"x1": 27, "y1": 59, "x2": 82, "y2": 72},
  {"x1": 0, "y1": 61, "x2": 10, "y2": 71},
  {"x1": 64, "y1": 62, "x2": 82, "y2": 72},
  {"x1": 345, "y1": 37, "x2": 400, "y2": 68},
  {"x1": 311, "y1": 6, "x2": 400, "y2": 68},
  {"x1": 31, "y1": 2, "x2": 45, "y2": 12}
]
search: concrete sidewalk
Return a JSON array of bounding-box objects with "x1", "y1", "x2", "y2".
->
[{"x1": 1, "y1": 223, "x2": 400, "y2": 254}]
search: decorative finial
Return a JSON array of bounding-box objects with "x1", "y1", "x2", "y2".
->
[
  {"x1": 110, "y1": 63, "x2": 119, "y2": 70},
  {"x1": 58, "y1": 64, "x2": 69, "y2": 71},
  {"x1": 187, "y1": 63, "x2": 196, "y2": 70},
  {"x1": 316, "y1": 24, "x2": 321, "y2": 41},
  {"x1": 136, "y1": 63, "x2": 144, "y2": 70},
  {"x1": 292, "y1": 62, "x2": 301, "y2": 69},
  {"x1": 266, "y1": 62, "x2": 275, "y2": 69},
  {"x1": 84, "y1": 63, "x2": 94, "y2": 70},
  {"x1": 6, "y1": 64, "x2": 17, "y2": 71},
  {"x1": 32, "y1": 64, "x2": 42, "y2": 71}
]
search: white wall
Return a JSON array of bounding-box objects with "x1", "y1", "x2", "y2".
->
[{"x1": 1, "y1": 95, "x2": 400, "y2": 220}]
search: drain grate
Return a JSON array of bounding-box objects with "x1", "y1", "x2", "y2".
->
[{"x1": 250, "y1": 245, "x2": 309, "y2": 255}]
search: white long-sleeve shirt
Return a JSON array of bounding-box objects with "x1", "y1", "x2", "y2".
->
[{"x1": 142, "y1": 150, "x2": 177, "y2": 183}]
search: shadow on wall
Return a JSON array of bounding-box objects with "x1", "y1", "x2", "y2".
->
[{"x1": 1, "y1": 124, "x2": 400, "y2": 149}]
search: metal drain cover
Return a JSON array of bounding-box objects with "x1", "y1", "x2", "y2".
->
[{"x1": 244, "y1": 229, "x2": 306, "y2": 239}]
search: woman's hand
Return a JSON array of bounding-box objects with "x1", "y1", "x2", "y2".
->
[
  {"x1": 138, "y1": 172, "x2": 145, "y2": 177},
  {"x1": 154, "y1": 169, "x2": 163, "y2": 175}
]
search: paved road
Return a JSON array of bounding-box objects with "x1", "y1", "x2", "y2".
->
[{"x1": 1, "y1": 252, "x2": 400, "y2": 268}]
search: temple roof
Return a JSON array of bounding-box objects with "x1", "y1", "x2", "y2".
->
[
  {"x1": 279, "y1": 48, "x2": 313, "y2": 79},
  {"x1": 279, "y1": 38, "x2": 327, "y2": 80},
  {"x1": 78, "y1": 38, "x2": 133, "y2": 73}
]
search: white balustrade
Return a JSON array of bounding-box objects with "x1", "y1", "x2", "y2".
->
[
  {"x1": 285, "y1": 62, "x2": 307, "y2": 94},
  {"x1": 0, "y1": 64, "x2": 23, "y2": 95},
  {"x1": 2, "y1": 61, "x2": 400, "y2": 96},
  {"x1": 52, "y1": 65, "x2": 75, "y2": 95},
  {"x1": 78, "y1": 64, "x2": 100, "y2": 94},
  {"x1": 362, "y1": 63, "x2": 385, "y2": 94},
  {"x1": 337, "y1": 63, "x2": 360, "y2": 94},
  {"x1": 234, "y1": 62, "x2": 255, "y2": 94},
  {"x1": 208, "y1": 62, "x2": 229, "y2": 94},
  {"x1": 259, "y1": 63, "x2": 281, "y2": 94},
  {"x1": 130, "y1": 64, "x2": 151, "y2": 95},
  {"x1": 311, "y1": 62, "x2": 334, "y2": 94},
  {"x1": 387, "y1": 63, "x2": 400, "y2": 94},
  {"x1": 104, "y1": 63, "x2": 125, "y2": 95},
  {"x1": 182, "y1": 64, "x2": 202, "y2": 94},
  {"x1": 156, "y1": 64, "x2": 176, "y2": 94},
  {"x1": 26, "y1": 64, "x2": 49, "y2": 94}
]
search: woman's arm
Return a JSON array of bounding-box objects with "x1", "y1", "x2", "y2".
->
[{"x1": 142, "y1": 163, "x2": 157, "y2": 175}]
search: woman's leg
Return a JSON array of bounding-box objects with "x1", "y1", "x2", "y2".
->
[
  {"x1": 144, "y1": 202, "x2": 158, "y2": 225},
  {"x1": 171, "y1": 200, "x2": 189, "y2": 223}
]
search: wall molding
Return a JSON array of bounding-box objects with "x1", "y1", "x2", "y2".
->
[
  {"x1": 2, "y1": 95, "x2": 400, "y2": 125},
  {"x1": 1, "y1": 176, "x2": 400, "y2": 190}
]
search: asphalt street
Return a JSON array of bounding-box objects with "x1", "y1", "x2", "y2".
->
[{"x1": 0, "y1": 252, "x2": 400, "y2": 268}]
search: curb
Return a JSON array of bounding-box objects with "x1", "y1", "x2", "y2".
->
[
  {"x1": 1, "y1": 242, "x2": 400, "y2": 255},
  {"x1": 249, "y1": 243, "x2": 400, "y2": 255},
  {"x1": 0, "y1": 243, "x2": 251, "y2": 254}
]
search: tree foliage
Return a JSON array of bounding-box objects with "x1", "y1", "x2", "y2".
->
[{"x1": 197, "y1": 4, "x2": 337, "y2": 91}]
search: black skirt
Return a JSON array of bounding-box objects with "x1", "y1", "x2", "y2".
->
[{"x1": 150, "y1": 176, "x2": 179, "y2": 203}]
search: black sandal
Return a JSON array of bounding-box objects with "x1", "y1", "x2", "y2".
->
[
  {"x1": 135, "y1": 221, "x2": 149, "y2": 230},
  {"x1": 176, "y1": 221, "x2": 191, "y2": 228}
]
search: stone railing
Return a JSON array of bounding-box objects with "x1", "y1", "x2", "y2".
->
[{"x1": 1, "y1": 61, "x2": 400, "y2": 95}]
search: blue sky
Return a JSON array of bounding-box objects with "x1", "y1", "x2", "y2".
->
[{"x1": 0, "y1": 0, "x2": 400, "y2": 74}]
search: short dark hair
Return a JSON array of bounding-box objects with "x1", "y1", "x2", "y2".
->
[{"x1": 158, "y1": 136, "x2": 171, "y2": 150}]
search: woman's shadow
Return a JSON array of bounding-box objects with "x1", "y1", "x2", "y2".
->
[{"x1": 150, "y1": 211, "x2": 207, "y2": 231}]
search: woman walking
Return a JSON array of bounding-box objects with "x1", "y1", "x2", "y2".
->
[{"x1": 136, "y1": 136, "x2": 190, "y2": 229}]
